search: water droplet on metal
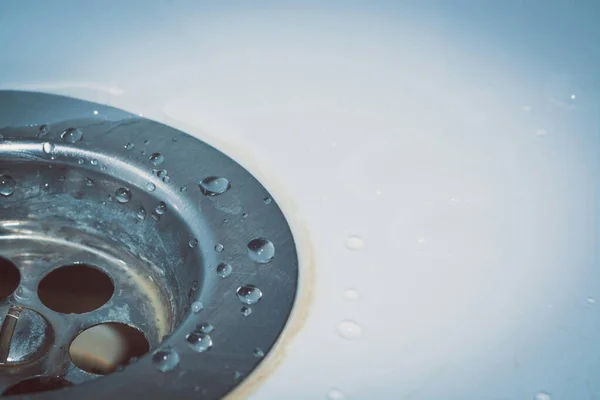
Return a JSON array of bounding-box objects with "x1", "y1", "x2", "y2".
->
[
  {"x1": 0, "y1": 175, "x2": 16, "y2": 197},
  {"x1": 42, "y1": 142, "x2": 54, "y2": 155},
  {"x1": 85, "y1": 178, "x2": 94, "y2": 187},
  {"x1": 189, "y1": 238, "x2": 198, "y2": 248},
  {"x1": 152, "y1": 349, "x2": 180, "y2": 372},
  {"x1": 61, "y1": 127, "x2": 83, "y2": 143},
  {"x1": 38, "y1": 124, "x2": 51, "y2": 137},
  {"x1": 155, "y1": 201, "x2": 167, "y2": 215},
  {"x1": 162, "y1": 176, "x2": 170, "y2": 183},
  {"x1": 91, "y1": 159, "x2": 99, "y2": 166},
  {"x1": 214, "y1": 243, "x2": 224, "y2": 253},
  {"x1": 136, "y1": 206, "x2": 146, "y2": 220},
  {"x1": 191, "y1": 301, "x2": 204, "y2": 313},
  {"x1": 199, "y1": 177, "x2": 231, "y2": 196},
  {"x1": 263, "y1": 197, "x2": 272, "y2": 205},
  {"x1": 247, "y1": 238, "x2": 275, "y2": 264},
  {"x1": 186, "y1": 331, "x2": 213, "y2": 353},
  {"x1": 124, "y1": 143, "x2": 134, "y2": 150},
  {"x1": 337, "y1": 320, "x2": 362, "y2": 340},
  {"x1": 236, "y1": 285, "x2": 262, "y2": 305},
  {"x1": 146, "y1": 182, "x2": 156, "y2": 192},
  {"x1": 156, "y1": 169, "x2": 168, "y2": 179},
  {"x1": 115, "y1": 188, "x2": 131, "y2": 204},
  {"x1": 180, "y1": 186, "x2": 188, "y2": 193},
  {"x1": 241, "y1": 306, "x2": 252, "y2": 317},
  {"x1": 253, "y1": 348, "x2": 265, "y2": 358},
  {"x1": 197, "y1": 323, "x2": 214, "y2": 334},
  {"x1": 216, "y1": 263, "x2": 232, "y2": 278},
  {"x1": 149, "y1": 153, "x2": 164, "y2": 166}
]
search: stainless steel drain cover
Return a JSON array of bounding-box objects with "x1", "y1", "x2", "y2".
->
[{"x1": 0, "y1": 91, "x2": 299, "y2": 398}]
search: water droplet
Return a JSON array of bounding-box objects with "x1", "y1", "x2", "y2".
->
[
  {"x1": 345, "y1": 236, "x2": 364, "y2": 251},
  {"x1": 156, "y1": 169, "x2": 168, "y2": 179},
  {"x1": 141, "y1": 150, "x2": 147, "y2": 156},
  {"x1": 136, "y1": 206, "x2": 146, "y2": 220},
  {"x1": 100, "y1": 165, "x2": 106, "y2": 171},
  {"x1": 124, "y1": 143, "x2": 134, "y2": 150},
  {"x1": 263, "y1": 197, "x2": 272, "y2": 204},
  {"x1": 144, "y1": 140, "x2": 150, "y2": 145},
  {"x1": 236, "y1": 285, "x2": 263, "y2": 305},
  {"x1": 180, "y1": 186, "x2": 188, "y2": 192},
  {"x1": 85, "y1": 178, "x2": 94, "y2": 187},
  {"x1": 535, "y1": 392, "x2": 552, "y2": 400},
  {"x1": 155, "y1": 201, "x2": 167, "y2": 215},
  {"x1": 93, "y1": 110, "x2": 99, "y2": 115},
  {"x1": 241, "y1": 306, "x2": 252, "y2": 317},
  {"x1": 115, "y1": 188, "x2": 131, "y2": 204},
  {"x1": 38, "y1": 124, "x2": 50, "y2": 137},
  {"x1": 146, "y1": 182, "x2": 156, "y2": 192},
  {"x1": 327, "y1": 389, "x2": 346, "y2": 400},
  {"x1": 77, "y1": 158, "x2": 85, "y2": 165},
  {"x1": 199, "y1": 176, "x2": 231, "y2": 196},
  {"x1": 151, "y1": 211, "x2": 161, "y2": 221},
  {"x1": 247, "y1": 238, "x2": 275, "y2": 263},
  {"x1": 241, "y1": 213, "x2": 248, "y2": 219},
  {"x1": 186, "y1": 331, "x2": 213, "y2": 353},
  {"x1": 214, "y1": 243, "x2": 224, "y2": 253},
  {"x1": 343, "y1": 289, "x2": 359, "y2": 301},
  {"x1": 91, "y1": 159, "x2": 99, "y2": 166},
  {"x1": 337, "y1": 320, "x2": 362, "y2": 340},
  {"x1": 58, "y1": 175, "x2": 65, "y2": 182},
  {"x1": 191, "y1": 301, "x2": 204, "y2": 313},
  {"x1": 253, "y1": 348, "x2": 265, "y2": 358},
  {"x1": 587, "y1": 297, "x2": 596, "y2": 305},
  {"x1": 150, "y1": 153, "x2": 164, "y2": 166},
  {"x1": 191, "y1": 281, "x2": 199, "y2": 291},
  {"x1": 42, "y1": 142, "x2": 54, "y2": 155},
  {"x1": 61, "y1": 127, "x2": 83, "y2": 143},
  {"x1": 197, "y1": 323, "x2": 214, "y2": 334},
  {"x1": 0, "y1": 175, "x2": 16, "y2": 197},
  {"x1": 189, "y1": 238, "x2": 198, "y2": 248},
  {"x1": 162, "y1": 176, "x2": 171, "y2": 183},
  {"x1": 234, "y1": 371, "x2": 243, "y2": 381},
  {"x1": 107, "y1": 195, "x2": 114, "y2": 202},
  {"x1": 152, "y1": 349, "x2": 180, "y2": 372},
  {"x1": 217, "y1": 263, "x2": 232, "y2": 278}
]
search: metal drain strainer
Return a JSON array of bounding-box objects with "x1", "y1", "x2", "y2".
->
[{"x1": 0, "y1": 91, "x2": 299, "y2": 399}]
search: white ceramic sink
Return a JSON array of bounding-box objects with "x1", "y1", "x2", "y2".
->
[{"x1": 1, "y1": 2, "x2": 599, "y2": 399}]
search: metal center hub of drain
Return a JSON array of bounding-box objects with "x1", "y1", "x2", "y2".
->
[{"x1": 0, "y1": 91, "x2": 299, "y2": 399}]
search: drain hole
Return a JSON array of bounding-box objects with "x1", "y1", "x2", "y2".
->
[
  {"x1": 70, "y1": 323, "x2": 150, "y2": 375},
  {"x1": 38, "y1": 264, "x2": 114, "y2": 314},
  {"x1": 2, "y1": 377, "x2": 72, "y2": 396},
  {"x1": 0, "y1": 257, "x2": 20, "y2": 299}
]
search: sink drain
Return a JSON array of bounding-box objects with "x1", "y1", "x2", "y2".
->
[{"x1": 0, "y1": 91, "x2": 299, "y2": 399}]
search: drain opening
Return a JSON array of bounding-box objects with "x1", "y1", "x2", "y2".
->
[
  {"x1": 70, "y1": 323, "x2": 150, "y2": 375},
  {"x1": 37, "y1": 265, "x2": 114, "y2": 314},
  {"x1": 0, "y1": 257, "x2": 20, "y2": 299},
  {"x1": 2, "y1": 377, "x2": 72, "y2": 396}
]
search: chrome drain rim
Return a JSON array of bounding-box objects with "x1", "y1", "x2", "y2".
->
[{"x1": 0, "y1": 91, "x2": 299, "y2": 398}]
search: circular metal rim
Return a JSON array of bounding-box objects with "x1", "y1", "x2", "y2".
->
[{"x1": 0, "y1": 90, "x2": 299, "y2": 399}]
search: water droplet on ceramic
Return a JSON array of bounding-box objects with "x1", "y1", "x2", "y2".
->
[
  {"x1": 345, "y1": 236, "x2": 364, "y2": 251},
  {"x1": 247, "y1": 238, "x2": 275, "y2": 263},
  {"x1": 150, "y1": 153, "x2": 164, "y2": 166},
  {"x1": 124, "y1": 143, "x2": 134, "y2": 150},
  {"x1": 337, "y1": 320, "x2": 362, "y2": 340},
  {"x1": 152, "y1": 349, "x2": 180, "y2": 372},
  {"x1": 263, "y1": 197, "x2": 272, "y2": 204},
  {"x1": 191, "y1": 301, "x2": 203, "y2": 313},
  {"x1": 77, "y1": 158, "x2": 85, "y2": 165},
  {"x1": 214, "y1": 243, "x2": 224, "y2": 253},
  {"x1": 42, "y1": 142, "x2": 54, "y2": 155},
  {"x1": 61, "y1": 127, "x2": 83, "y2": 143},
  {"x1": 115, "y1": 188, "x2": 131, "y2": 204},
  {"x1": 327, "y1": 389, "x2": 346, "y2": 400},
  {"x1": 137, "y1": 206, "x2": 146, "y2": 220},
  {"x1": 0, "y1": 175, "x2": 16, "y2": 197},
  {"x1": 186, "y1": 331, "x2": 213, "y2": 353},
  {"x1": 217, "y1": 263, "x2": 232, "y2": 278},
  {"x1": 199, "y1": 176, "x2": 231, "y2": 196},
  {"x1": 146, "y1": 182, "x2": 156, "y2": 192},
  {"x1": 38, "y1": 124, "x2": 50, "y2": 137},
  {"x1": 189, "y1": 238, "x2": 198, "y2": 248},
  {"x1": 236, "y1": 285, "x2": 262, "y2": 305},
  {"x1": 253, "y1": 348, "x2": 265, "y2": 358},
  {"x1": 91, "y1": 159, "x2": 99, "y2": 166},
  {"x1": 535, "y1": 392, "x2": 552, "y2": 400},
  {"x1": 343, "y1": 289, "x2": 359, "y2": 301},
  {"x1": 155, "y1": 201, "x2": 167, "y2": 215},
  {"x1": 241, "y1": 306, "x2": 252, "y2": 317},
  {"x1": 180, "y1": 186, "x2": 188, "y2": 193}
]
